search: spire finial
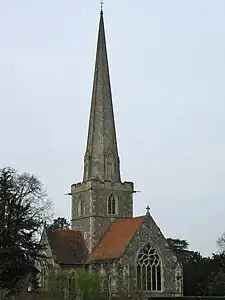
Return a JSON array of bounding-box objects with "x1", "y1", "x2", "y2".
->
[
  {"x1": 100, "y1": 1, "x2": 104, "y2": 13},
  {"x1": 146, "y1": 205, "x2": 150, "y2": 214}
]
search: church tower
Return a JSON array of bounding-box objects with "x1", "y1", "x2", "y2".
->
[{"x1": 71, "y1": 10, "x2": 134, "y2": 252}]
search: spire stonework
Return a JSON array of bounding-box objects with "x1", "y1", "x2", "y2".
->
[
  {"x1": 83, "y1": 11, "x2": 121, "y2": 183},
  {"x1": 71, "y1": 12, "x2": 134, "y2": 253}
]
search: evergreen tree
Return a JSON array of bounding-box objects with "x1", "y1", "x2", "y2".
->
[
  {"x1": 0, "y1": 167, "x2": 52, "y2": 296},
  {"x1": 50, "y1": 217, "x2": 70, "y2": 229}
]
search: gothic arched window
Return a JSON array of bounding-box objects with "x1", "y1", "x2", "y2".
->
[
  {"x1": 136, "y1": 243, "x2": 162, "y2": 292},
  {"x1": 107, "y1": 194, "x2": 116, "y2": 215},
  {"x1": 78, "y1": 197, "x2": 84, "y2": 216}
]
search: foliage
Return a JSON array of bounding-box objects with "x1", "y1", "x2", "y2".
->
[
  {"x1": 167, "y1": 237, "x2": 225, "y2": 296},
  {"x1": 167, "y1": 238, "x2": 189, "y2": 252},
  {"x1": 167, "y1": 238, "x2": 191, "y2": 262},
  {"x1": 183, "y1": 252, "x2": 209, "y2": 295},
  {"x1": 208, "y1": 268, "x2": 225, "y2": 295},
  {"x1": 75, "y1": 268, "x2": 101, "y2": 300},
  {"x1": 44, "y1": 268, "x2": 101, "y2": 300},
  {"x1": 49, "y1": 217, "x2": 70, "y2": 229},
  {"x1": 0, "y1": 167, "x2": 52, "y2": 296},
  {"x1": 206, "y1": 253, "x2": 225, "y2": 295},
  {"x1": 45, "y1": 269, "x2": 68, "y2": 297}
]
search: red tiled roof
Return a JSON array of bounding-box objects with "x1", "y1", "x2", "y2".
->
[
  {"x1": 90, "y1": 216, "x2": 144, "y2": 261},
  {"x1": 46, "y1": 228, "x2": 88, "y2": 265}
]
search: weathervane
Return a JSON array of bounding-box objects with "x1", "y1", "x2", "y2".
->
[{"x1": 100, "y1": 1, "x2": 104, "y2": 12}]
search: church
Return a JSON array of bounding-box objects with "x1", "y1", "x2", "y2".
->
[{"x1": 40, "y1": 9, "x2": 183, "y2": 298}]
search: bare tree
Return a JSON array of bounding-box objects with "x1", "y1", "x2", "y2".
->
[{"x1": 217, "y1": 233, "x2": 225, "y2": 253}]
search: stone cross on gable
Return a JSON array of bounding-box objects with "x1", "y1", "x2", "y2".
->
[{"x1": 146, "y1": 205, "x2": 150, "y2": 214}]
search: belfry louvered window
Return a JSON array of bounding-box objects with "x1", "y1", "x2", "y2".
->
[
  {"x1": 136, "y1": 243, "x2": 162, "y2": 291},
  {"x1": 107, "y1": 194, "x2": 116, "y2": 215}
]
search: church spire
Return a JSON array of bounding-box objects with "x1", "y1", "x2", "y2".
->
[{"x1": 83, "y1": 11, "x2": 121, "y2": 183}]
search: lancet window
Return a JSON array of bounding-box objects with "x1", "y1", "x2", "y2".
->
[{"x1": 107, "y1": 194, "x2": 116, "y2": 215}]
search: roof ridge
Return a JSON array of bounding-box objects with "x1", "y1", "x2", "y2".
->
[
  {"x1": 113, "y1": 215, "x2": 144, "y2": 224},
  {"x1": 133, "y1": 215, "x2": 145, "y2": 219}
]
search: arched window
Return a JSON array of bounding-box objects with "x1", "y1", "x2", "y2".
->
[
  {"x1": 68, "y1": 270, "x2": 76, "y2": 294},
  {"x1": 136, "y1": 243, "x2": 162, "y2": 292},
  {"x1": 78, "y1": 197, "x2": 84, "y2": 216},
  {"x1": 107, "y1": 194, "x2": 116, "y2": 215}
]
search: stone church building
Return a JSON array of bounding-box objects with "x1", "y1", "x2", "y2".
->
[{"x1": 40, "y1": 9, "x2": 183, "y2": 298}]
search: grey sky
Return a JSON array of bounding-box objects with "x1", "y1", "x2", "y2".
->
[{"x1": 0, "y1": 0, "x2": 225, "y2": 256}]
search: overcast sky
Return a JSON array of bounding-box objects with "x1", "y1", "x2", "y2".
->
[{"x1": 0, "y1": 0, "x2": 225, "y2": 256}]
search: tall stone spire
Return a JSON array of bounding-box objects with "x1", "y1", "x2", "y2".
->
[{"x1": 83, "y1": 11, "x2": 121, "y2": 183}]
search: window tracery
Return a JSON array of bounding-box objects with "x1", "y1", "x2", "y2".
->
[
  {"x1": 136, "y1": 243, "x2": 162, "y2": 291},
  {"x1": 107, "y1": 194, "x2": 116, "y2": 215}
]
